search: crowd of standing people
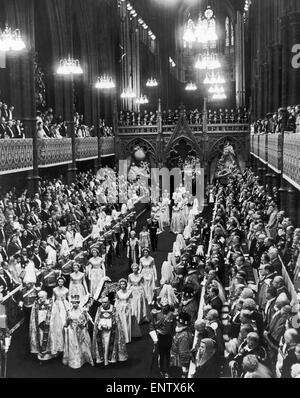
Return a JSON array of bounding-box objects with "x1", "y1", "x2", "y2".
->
[{"x1": 1, "y1": 161, "x2": 300, "y2": 378}]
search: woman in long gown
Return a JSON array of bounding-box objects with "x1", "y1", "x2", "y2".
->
[
  {"x1": 161, "y1": 256, "x2": 175, "y2": 285},
  {"x1": 170, "y1": 205, "x2": 185, "y2": 234},
  {"x1": 69, "y1": 263, "x2": 89, "y2": 306},
  {"x1": 50, "y1": 276, "x2": 70, "y2": 355},
  {"x1": 139, "y1": 248, "x2": 157, "y2": 304},
  {"x1": 128, "y1": 263, "x2": 148, "y2": 324},
  {"x1": 127, "y1": 230, "x2": 141, "y2": 271},
  {"x1": 139, "y1": 226, "x2": 151, "y2": 251},
  {"x1": 159, "y1": 192, "x2": 171, "y2": 230},
  {"x1": 87, "y1": 249, "x2": 106, "y2": 299},
  {"x1": 176, "y1": 234, "x2": 186, "y2": 252},
  {"x1": 115, "y1": 279, "x2": 133, "y2": 344},
  {"x1": 62, "y1": 295, "x2": 94, "y2": 369}
]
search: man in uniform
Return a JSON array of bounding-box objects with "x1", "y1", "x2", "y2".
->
[
  {"x1": 39, "y1": 261, "x2": 61, "y2": 297},
  {"x1": 149, "y1": 297, "x2": 176, "y2": 378},
  {"x1": 148, "y1": 214, "x2": 159, "y2": 252}
]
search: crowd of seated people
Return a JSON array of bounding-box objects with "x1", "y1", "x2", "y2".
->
[
  {"x1": 0, "y1": 100, "x2": 25, "y2": 139},
  {"x1": 118, "y1": 107, "x2": 249, "y2": 127},
  {"x1": 252, "y1": 105, "x2": 300, "y2": 134},
  {"x1": 0, "y1": 170, "x2": 139, "y2": 306},
  {"x1": 35, "y1": 108, "x2": 114, "y2": 139},
  {"x1": 189, "y1": 169, "x2": 300, "y2": 378}
]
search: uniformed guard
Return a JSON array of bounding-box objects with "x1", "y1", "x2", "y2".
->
[
  {"x1": 39, "y1": 262, "x2": 61, "y2": 297},
  {"x1": 149, "y1": 297, "x2": 176, "y2": 378}
]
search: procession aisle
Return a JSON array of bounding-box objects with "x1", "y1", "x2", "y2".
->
[{"x1": 7, "y1": 209, "x2": 177, "y2": 378}]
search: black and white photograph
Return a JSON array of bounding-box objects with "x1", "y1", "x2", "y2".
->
[{"x1": 0, "y1": 0, "x2": 299, "y2": 383}]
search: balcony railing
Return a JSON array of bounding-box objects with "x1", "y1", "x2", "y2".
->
[
  {"x1": 267, "y1": 133, "x2": 281, "y2": 171},
  {"x1": 118, "y1": 123, "x2": 249, "y2": 135},
  {"x1": 0, "y1": 137, "x2": 115, "y2": 174},
  {"x1": 38, "y1": 138, "x2": 72, "y2": 167},
  {"x1": 283, "y1": 133, "x2": 300, "y2": 186},
  {"x1": 0, "y1": 139, "x2": 33, "y2": 174},
  {"x1": 76, "y1": 137, "x2": 98, "y2": 161},
  {"x1": 100, "y1": 136, "x2": 115, "y2": 157}
]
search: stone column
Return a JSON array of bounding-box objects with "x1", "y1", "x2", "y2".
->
[
  {"x1": 272, "y1": 44, "x2": 282, "y2": 111},
  {"x1": 278, "y1": 180, "x2": 288, "y2": 213},
  {"x1": 271, "y1": 173, "x2": 280, "y2": 190},
  {"x1": 280, "y1": 16, "x2": 289, "y2": 108},
  {"x1": 235, "y1": 11, "x2": 245, "y2": 107},
  {"x1": 287, "y1": 186, "x2": 298, "y2": 224}
]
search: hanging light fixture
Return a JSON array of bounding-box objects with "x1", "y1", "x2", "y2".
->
[
  {"x1": 185, "y1": 82, "x2": 197, "y2": 91},
  {"x1": 195, "y1": 52, "x2": 221, "y2": 70},
  {"x1": 136, "y1": 94, "x2": 149, "y2": 105},
  {"x1": 146, "y1": 77, "x2": 158, "y2": 87},
  {"x1": 57, "y1": 55, "x2": 83, "y2": 75},
  {"x1": 183, "y1": 5, "x2": 218, "y2": 48},
  {"x1": 95, "y1": 75, "x2": 115, "y2": 89},
  {"x1": 204, "y1": 71, "x2": 226, "y2": 85},
  {"x1": 212, "y1": 92, "x2": 227, "y2": 100},
  {"x1": 208, "y1": 85, "x2": 225, "y2": 94},
  {"x1": 120, "y1": 87, "x2": 136, "y2": 99},
  {"x1": 0, "y1": 26, "x2": 26, "y2": 52}
]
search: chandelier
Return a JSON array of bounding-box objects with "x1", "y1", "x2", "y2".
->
[
  {"x1": 195, "y1": 52, "x2": 221, "y2": 70},
  {"x1": 57, "y1": 55, "x2": 83, "y2": 75},
  {"x1": 208, "y1": 85, "x2": 225, "y2": 95},
  {"x1": 146, "y1": 77, "x2": 158, "y2": 87},
  {"x1": 212, "y1": 92, "x2": 227, "y2": 100},
  {"x1": 0, "y1": 26, "x2": 26, "y2": 52},
  {"x1": 183, "y1": 5, "x2": 218, "y2": 48},
  {"x1": 95, "y1": 75, "x2": 115, "y2": 89},
  {"x1": 204, "y1": 71, "x2": 226, "y2": 85},
  {"x1": 136, "y1": 94, "x2": 149, "y2": 105},
  {"x1": 120, "y1": 88, "x2": 136, "y2": 99},
  {"x1": 185, "y1": 82, "x2": 197, "y2": 91}
]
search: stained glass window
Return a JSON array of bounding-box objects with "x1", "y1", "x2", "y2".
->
[
  {"x1": 231, "y1": 21, "x2": 235, "y2": 46},
  {"x1": 225, "y1": 17, "x2": 230, "y2": 47}
]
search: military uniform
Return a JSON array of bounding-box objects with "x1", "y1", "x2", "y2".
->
[
  {"x1": 149, "y1": 308, "x2": 176, "y2": 376},
  {"x1": 39, "y1": 269, "x2": 61, "y2": 297}
]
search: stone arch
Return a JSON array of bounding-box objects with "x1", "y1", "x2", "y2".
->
[
  {"x1": 207, "y1": 135, "x2": 245, "y2": 183},
  {"x1": 125, "y1": 138, "x2": 157, "y2": 165}
]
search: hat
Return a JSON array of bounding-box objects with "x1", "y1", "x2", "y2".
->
[
  {"x1": 57, "y1": 275, "x2": 66, "y2": 284},
  {"x1": 188, "y1": 261, "x2": 198, "y2": 270},
  {"x1": 38, "y1": 290, "x2": 47, "y2": 299},
  {"x1": 160, "y1": 297, "x2": 170, "y2": 307},
  {"x1": 177, "y1": 312, "x2": 191, "y2": 326},
  {"x1": 70, "y1": 294, "x2": 80, "y2": 304},
  {"x1": 182, "y1": 286, "x2": 194, "y2": 299},
  {"x1": 118, "y1": 278, "x2": 127, "y2": 286}
]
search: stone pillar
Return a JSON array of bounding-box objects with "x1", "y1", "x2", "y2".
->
[
  {"x1": 272, "y1": 44, "x2": 282, "y2": 111},
  {"x1": 271, "y1": 173, "x2": 280, "y2": 190},
  {"x1": 278, "y1": 181, "x2": 288, "y2": 212},
  {"x1": 5, "y1": 0, "x2": 39, "y2": 193},
  {"x1": 280, "y1": 16, "x2": 289, "y2": 108},
  {"x1": 288, "y1": 12, "x2": 300, "y2": 106},
  {"x1": 235, "y1": 11, "x2": 245, "y2": 107},
  {"x1": 265, "y1": 171, "x2": 273, "y2": 194},
  {"x1": 287, "y1": 186, "x2": 298, "y2": 224}
]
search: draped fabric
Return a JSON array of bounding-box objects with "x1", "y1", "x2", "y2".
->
[
  {"x1": 29, "y1": 299, "x2": 55, "y2": 360},
  {"x1": 62, "y1": 308, "x2": 94, "y2": 369},
  {"x1": 92, "y1": 306, "x2": 128, "y2": 366}
]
